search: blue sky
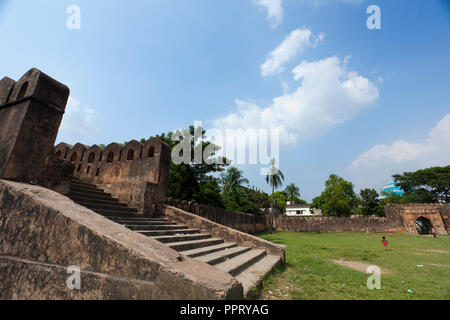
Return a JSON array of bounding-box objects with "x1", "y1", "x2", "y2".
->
[{"x1": 1, "y1": 0, "x2": 449, "y2": 201}]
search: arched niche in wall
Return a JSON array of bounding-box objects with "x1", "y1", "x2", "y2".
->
[
  {"x1": 87, "y1": 152, "x2": 95, "y2": 163},
  {"x1": 121, "y1": 140, "x2": 143, "y2": 161},
  {"x1": 83, "y1": 145, "x2": 103, "y2": 166},
  {"x1": 17, "y1": 82, "x2": 28, "y2": 100},
  {"x1": 70, "y1": 152, "x2": 78, "y2": 162},
  {"x1": 143, "y1": 138, "x2": 163, "y2": 160},
  {"x1": 104, "y1": 143, "x2": 122, "y2": 164},
  {"x1": 67, "y1": 143, "x2": 89, "y2": 164},
  {"x1": 54, "y1": 142, "x2": 73, "y2": 160}
]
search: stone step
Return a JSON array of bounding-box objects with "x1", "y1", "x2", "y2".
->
[
  {"x1": 76, "y1": 202, "x2": 138, "y2": 213},
  {"x1": 180, "y1": 242, "x2": 238, "y2": 258},
  {"x1": 168, "y1": 238, "x2": 224, "y2": 252},
  {"x1": 70, "y1": 186, "x2": 111, "y2": 197},
  {"x1": 235, "y1": 254, "x2": 282, "y2": 298},
  {"x1": 118, "y1": 220, "x2": 178, "y2": 226},
  {"x1": 196, "y1": 246, "x2": 252, "y2": 265},
  {"x1": 137, "y1": 229, "x2": 200, "y2": 236},
  {"x1": 72, "y1": 179, "x2": 97, "y2": 187},
  {"x1": 215, "y1": 249, "x2": 267, "y2": 277},
  {"x1": 94, "y1": 209, "x2": 138, "y2": 218},
  {"x1": 151, "y1": 233, "x2": 211, "y2": 244},
  {"x1": 110, "y1": 217, "x2": 168, "y2": 221},
  {"x1": 69, "y1": 196, "x2": 125, "y2": 207},
  {"x1": 67, "y1": 191, "x2": 116, "y2": 202},
  {"x1": 71, "y1": 182, "x2": 102, "y2": 191},
  {"x1": 124, "y1": 224, "x2": 189, "y2": 231}
]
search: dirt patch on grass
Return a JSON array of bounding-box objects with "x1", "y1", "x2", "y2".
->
[
  {"x1": 260, "y1": 272, "x2": 302, "y2": 300},
  {"x1": 427, "y1": 263, "x2": 450, "y2": 268},
  {"x1": 415, "y1": 249, "x2": 449, "y2": 254},
  {"x1": 332, "y1": 258, "x2": 393, "y2": 275}
]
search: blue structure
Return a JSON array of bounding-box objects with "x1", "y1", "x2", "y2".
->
[{"x1": 381, "y1": 180, "x2": 404, "y2": 196}]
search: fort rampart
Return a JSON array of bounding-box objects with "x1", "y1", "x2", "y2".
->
[{"x1": 55, "y1": 138, "x2": 171, "y2": 216}]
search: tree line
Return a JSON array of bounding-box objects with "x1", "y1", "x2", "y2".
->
[
  {"x1": 311, "y1": 165, "x2": 450, "y2": 217},
  {"x1": 115, "y1": 128, "x2": 449, "y2": 217}
]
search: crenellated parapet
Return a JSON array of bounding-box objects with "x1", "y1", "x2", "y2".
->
[{"x1": 55, "y1": 138, "x2": 171, "y2": 216}]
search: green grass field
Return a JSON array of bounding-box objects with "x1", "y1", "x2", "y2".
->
[{"x1": 258, "y1": 232, "x2": 450, "y2": 300}]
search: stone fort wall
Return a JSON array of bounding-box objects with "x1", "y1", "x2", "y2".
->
[
  {"x1": 275, "y1": 204, "x2": 449, "y2": 234},
  {"x1": 168, "y1": 198, "x2": 449, "y2": 235},
  {"x1": 55, "y1": 138, "x2": 171, "y2": 216},
  {"x1": 274, "y1": 215, "x2": 398, "y2": 233}
]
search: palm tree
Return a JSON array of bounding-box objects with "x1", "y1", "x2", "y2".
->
[
  {"x1": 285, "y1": 183, "x2": 300, "y2": 202},
  {"x1": 220, "y1": 167, "x2": 249, "y2": 194},
  {"x1": 266, "y1": 158, "x2": 285, "y2": 233}
]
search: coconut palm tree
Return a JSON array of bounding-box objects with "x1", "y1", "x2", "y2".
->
[
  {"x1": 285, "y1": 183, "x2": 301, "y2": 202},
  {"x1": 220, "y1": 167, "x2": 249, "y2": 194},
  {"x1": 265, "y1": 158, "x2": 285, "y2": 233}
]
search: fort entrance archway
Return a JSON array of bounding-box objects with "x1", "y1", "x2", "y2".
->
[
  {"x1": 415, "y1": 217, "x2": 432, "y2": 235},
  {"x1": 385, "y1": 204, "x2": 448, "y2": 236}
]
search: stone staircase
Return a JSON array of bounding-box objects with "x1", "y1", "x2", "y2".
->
[{"x1": 67, "y1": 179, "x2": 282, "y2": 297}]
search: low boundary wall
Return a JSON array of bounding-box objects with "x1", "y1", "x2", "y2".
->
[
  {"x1": 274, "y1": 215, "x2": 397, "y2": 233},
  {"x1": 166, "y1": 198, "x2": 269, "y2": 234}
]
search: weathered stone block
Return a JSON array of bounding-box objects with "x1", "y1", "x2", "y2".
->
[
  {"x1": 0, "y1": 69, "x2": 69, "y2": 183},
  {"x1": 0, "y1": 180, "x2": 243, "y2": 300}
]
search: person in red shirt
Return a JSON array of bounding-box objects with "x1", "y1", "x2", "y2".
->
[
  {"x1": 381, "y1": 236, "x2": 388, "y2": 251},
  {"x1": 387, "y1": 228, "x2": 391, "y2": 236}
]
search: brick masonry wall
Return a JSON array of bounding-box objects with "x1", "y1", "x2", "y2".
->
[
  {"x1": 274, "y1": 215, "x2": 396, "y2": 233},
  {"x1": 438, "y1": 205, "x2": 450, "y2": 230}
]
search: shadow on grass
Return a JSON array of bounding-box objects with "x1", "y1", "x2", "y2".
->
[{"x1": 247, "y1": 259, "x2": 291, "y2": 300}]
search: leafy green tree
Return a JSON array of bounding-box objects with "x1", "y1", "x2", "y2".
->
[
  {"x1": 155, "y1": 127, "x2": 229, "y2": 207},
  {"x1": 266, "y1": 158, "x2": 285, "y2": 233},
  {"x1": 268, "y1": 191, "x2": 288, "y2": 210},
  {"x1": 193, "y1": 177, "x2": 224, "y2": 207},
  {"x1": 360, "y1": 188, "x2": 384, "y2": 216},
  {"x1": 221, "y1": 186, "x2": 261, "y2": 214},
  {"x1": 392, "y1": 166, "x2": 450, "y2": 203},
  {"x1": 220, "y1": 167, "x2": 249, "y2": 194},
  {"x1": 311, "y1": 174, "x2": 357, "y2": 217},
  {"x1": 219, "y1": 168, "x2": 271, "y2": 214},
  {"x1": 250, "y1": 187, "x2": 271, "y2": 212},
  {"x1": 285, "y1": 183, "x2": 301, "y2": 202}
]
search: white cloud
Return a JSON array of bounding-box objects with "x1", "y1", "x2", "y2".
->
[
  {"x1": 213, "y1": 56, "x2": 379, "y2": 144},
  {"x1": 348, "y1": 114, "x2": 450, "y2": 190},
  {"x1": 261, "y1": 28, "x2": 324, "y2": 77},
  {"x1": 254, "y1": 0, "x2": 283, "y2": 28},
  {"x1": 57, "y1": 96, "x2": 101, "y2": 143}
]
